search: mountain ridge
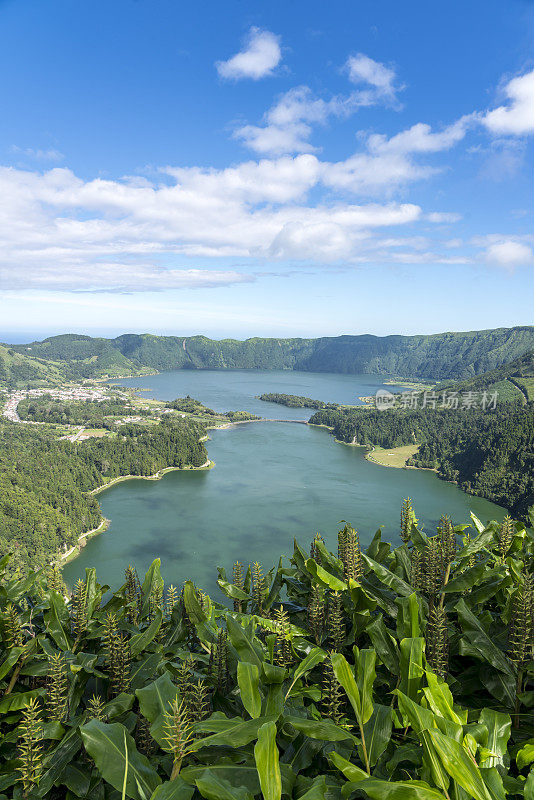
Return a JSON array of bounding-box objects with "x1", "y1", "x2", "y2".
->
[{"x1": 2, "y1": 325, "x2": 534, "y2": 386}]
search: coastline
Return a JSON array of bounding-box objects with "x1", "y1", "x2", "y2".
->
[{"x1": 57, "y1": 458, "x2": 213, "y2": 569}]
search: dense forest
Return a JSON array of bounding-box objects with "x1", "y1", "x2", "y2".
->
[
  {"x1": 259, "y1": 393, "x2": 339, "y2": 410},
  {"x1": 17, "y1": 397, "x2": 152, "y2": 428},
  {"x1": 310, "y1": 403, "x2": 534, "y2": 518},
  {"x1": 5, "y1": 326, "x2": 534, "y2": 383},
  {"x1": 1, "y1": 507, "x2": 534, "y2": 799},
  {"x1": 0, "y1": 417, "x2": 207, "y2": 571}
]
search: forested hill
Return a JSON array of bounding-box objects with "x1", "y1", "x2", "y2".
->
[
  {"x1": 6, "y1": 325, "x2": 534, "y2": 383},
  {"x1": 310, "y1": 402, "x2": 534, "y2": 518},
  {"x1": 439, "y1": 348, "x2": 534, "y2": 401}
]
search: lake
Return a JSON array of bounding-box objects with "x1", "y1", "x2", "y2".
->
[{"x1": 63, "y1": 370, "x2": 505, "y2": 594}]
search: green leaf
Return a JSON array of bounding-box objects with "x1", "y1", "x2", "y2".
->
[
  {"x1": 360, "y1": 704, "x2": 393, "y2": 767},
  {"x1": 517, "y1": 741, "x2": 534, "y2": 771},
  {"x1": 284, "y1": 647, "x2": 327, "y2": 700},
  {"x1": 297, "y1": 776, "x2": 328, "y2": 800},
  {"x1": 182, "y1": 580, "x2": 208, "y2": 625},
  {"x1": 355, "y1": 648, "x2": 376, "y2": 725},
  {"x1": 150, "y1": 778, "x2": 194, "y2": 800},
  {"x1": 455, "y1": 599, "x2": 513, "y2": 676},
  {"x1": 217, "y1": 576, "x2": 250, "y2": 602},
  {"x1": 0, "y1": 688, "x2": 44, "y2": 713},
  {"x1": 284, "y1": 716, "x2": 355, "y2": 742},
  {"x1": 226, "y1": 615, "x2": 262, "y2": 668},
  {"x1": 395, "y1": 691, "x2": 436, "y2": 733},
  {"x1": 136, "y1": 672, "x2": 177, "y2": 723},
  {"x1": 141, "y1": 559, "x2": 164, "y2": 619},
  {"x1": 305, "y1": 559, "x2": 347, "y2": 591},
  {"x1": 81, "y1": 720, "x2": 161, "y2": 800},
  {"x1": 422, "y1": 671, "x2": 464, "y2": 726},
  {"x1": 525, "y1": 769, "x2": 534, "y2": 800},
  {"x1": 130, "y1": 609, "x2": 163, "y2": 657},
  {"x1": 195, "y1": 769, "x2": 253, "y2": 800},
  {"x1": 330, "y1": 653, "x2": 362, "y2": 722},
  {"x1": 237, "y1": 661, "x2": 262, "y2": 719},
  {"x1": 395, "y1": 593, "x2": 421, "y2": 639},
  {"x1": 362, "y1": 554, "x2": 414, "y2": 597},
  {"x1": 478, "y1": 708, "x2": 511, "y2": 769},
  {"x1": 0, "y1": 647, "x2": 24, "y2": 681},
  {"x1": 254, "y1": 721, "x2": 281, "y2": 800},
  {"x1": 328, "y1": 751, "x2": 368, "y2": 782},
  {"x1": 180, "y1": 762, "x2": 295, "y2": 798},
  {"x1": 399, "y1": 637, "x2": 425, "y2": 703},
  {"x1": 43, "y1": 590, "x2": 72, "y2": 650},
  {"x1": 366, "y1": 616, "x2": 399, "y2": 676},
  {"x1": 426, "y1": 728, "x2": 493, "y2": 800},
  {"x1": 343, "y1": 778, "x2": 446, "y2": 800},
  {"x1": 190, "y1": 715, "x2": 278, "y2": 752}
]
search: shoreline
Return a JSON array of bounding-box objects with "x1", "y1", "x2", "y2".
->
[
  {"x1": 57, "y1": 459, "x2": 213, "y2": 569},
  {"x1": 90, "y1": 459, "x2": 213, "y2": 496},
  {"x1": 55, "y1": 517, "x2": 111, "y2": 567}
]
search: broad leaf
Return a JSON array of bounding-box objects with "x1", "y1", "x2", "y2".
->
[
  {"x1": 254, "y1": 721, "x2": 281, "y2": 800},
  {"x1": 81, "y1": 720, "x2": 161, "y2": 800},
  {"x1": 238, "y1": 661, "x2": 262, "y2": 719}
]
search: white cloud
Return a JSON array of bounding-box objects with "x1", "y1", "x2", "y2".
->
[
  {"x1": 346, "y1": 53, "x2": 399, "y2": 103},
  {"x1": 367, "y1": 118, "x2": 471, "y2": 155},
  {"x1": 235, "y1": 54, "x2": 403, "y2": 157},
  {"x1": 216, "y1": 28, "x2": 281, "y2": 80},
  {"x1": 485, "y1": 240, "x2": 533, "y2": 269},
  {"x1": 0, "y1": 161, "x2": 428, "y2": 290},
  {"x1": 234, "y1": 86, "x2": 366, "y2": 155},
  {"x1": 0, "y1": 261, "x2": 253, "y2": 292},
  {"x1": 9, "y1": 145, "x2": 64, "y2": 162},
  {"x1": 482, "y1": 70, "x2": 534, "y2": 135}
]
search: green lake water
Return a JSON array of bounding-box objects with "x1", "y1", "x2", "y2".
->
[{"x1": 63, "y1": 370, "x2": 506, "y2": 595}]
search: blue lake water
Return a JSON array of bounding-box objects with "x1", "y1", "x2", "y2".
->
[{"x1": 63, "y1": 370, "x2": 505, "y2": 595}]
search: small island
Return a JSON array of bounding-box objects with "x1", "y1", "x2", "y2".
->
[{"x1": 258, "y1": 392, "x2": 339, "y2": 410}]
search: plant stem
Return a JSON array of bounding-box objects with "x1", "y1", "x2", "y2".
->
[
  {"x1": 170, "y1": 756, "x2": 183, "y2": 781},
  {"x1": 358, "y1": 720, "x2": 370, "y2": 774}
]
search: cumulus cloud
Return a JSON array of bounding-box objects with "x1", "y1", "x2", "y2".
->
[
  {"x1": 0, "y1": 161, "x2": 431, "y2": 290},
  {"x1": 485, "y1": 240, "x2": 533, "y2": 269},
  {"x1": 482, "y1": 70, "x2": 534, "y2": 135},
  {"x1": 216, "y1": 28, "x2": 281, "y2": 80},
  {"x1": 234, "y1": 86, "x2": 365, "y2": 155},
  {"x1": 367, "y1": 118, "x2": 471, "y2": 155},
  {"x1": 346, "y1": 53, "x2": 399, "y2": 103},
  {"x1": 235, "y1": 54, "x2": 403, "y2": 156}
]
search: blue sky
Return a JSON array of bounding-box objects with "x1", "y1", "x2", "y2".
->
[{"x1": 0, "y1": 0, "x2": 533, "y2": 341}]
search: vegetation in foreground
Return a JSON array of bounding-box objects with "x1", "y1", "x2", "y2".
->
[
  {"x1": 310, "y1": 402, "x2": 534, "y2": 519},
  {"x1": 1, "y1": 504, "x2": 534, "y2": 799}
]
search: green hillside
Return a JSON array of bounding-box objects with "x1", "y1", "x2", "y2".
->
[
  {"x1": 8, "y1": 325, "x2": 534, "y2": 382},
  {"x1": 0, "y1": 344, "x2": 66, "y2": 388},
  {"x1": 439, "y1": 349, "x2": 534, "y2": 401}
]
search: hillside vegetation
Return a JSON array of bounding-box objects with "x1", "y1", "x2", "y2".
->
[
  {"x1": 6, "y1": 326, "x2": 534, "y2": 382},
  {"x1": 1, "y1": 508, "x2": 534, "y2": 799},
  {"x1": 0, "y1": 417, "x2": 207, "y2": 570},
  {"x1": 439, "y1": 349, "x2": 534, "y2": 402},
  {"x1": 0, "y1": 344, "x2": 67, "y2": 388}
]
